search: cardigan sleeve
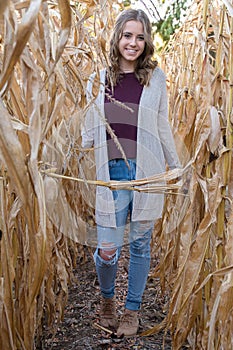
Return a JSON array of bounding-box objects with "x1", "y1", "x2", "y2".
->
[{"x1": 157, "y1": 72, "x2": 181, "y2": 169}]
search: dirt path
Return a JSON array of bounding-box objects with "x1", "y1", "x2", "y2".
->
[{"x1": 41, "y1": 245, "x2": 172, "y2": 349}]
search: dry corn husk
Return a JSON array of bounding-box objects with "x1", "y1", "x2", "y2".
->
[
  {"x1": 0, "y1": 0, "x2": 119, "y2": 348},
  {"x1": 144, "y1": 1, "x2": 233, "y2": 349}
]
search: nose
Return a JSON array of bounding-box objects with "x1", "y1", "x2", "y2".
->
[{"x1": 129, "y1": 36, "x2": 137, "y2": 46}]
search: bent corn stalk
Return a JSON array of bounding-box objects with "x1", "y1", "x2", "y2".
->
[
  {"x1": 0, "y1": 0, "x2": 118, "y2": 348},
  {"x1": 148, "y1": 1, "x2": 233, "y2": 349}
]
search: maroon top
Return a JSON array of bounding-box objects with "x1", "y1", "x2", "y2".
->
[{"x1": 105, "y1": 72, "x2": 143, "y2": 160}]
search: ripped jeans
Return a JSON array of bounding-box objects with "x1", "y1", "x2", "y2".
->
[{"x1": 94, "y1": 159, "x2": 154, "y2": 311}]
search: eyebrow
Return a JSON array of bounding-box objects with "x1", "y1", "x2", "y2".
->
[{"x1": 123, "y1": 31, "x2": 144, "y2": 36}]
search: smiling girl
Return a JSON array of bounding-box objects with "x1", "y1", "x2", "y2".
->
[{"x1": 82, "y1": 9, "x2": 181, "y2": 337}]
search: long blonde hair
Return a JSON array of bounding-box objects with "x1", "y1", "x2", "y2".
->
[{"x1": 108, "y1": 9, "x2": 157, "y2": 86}]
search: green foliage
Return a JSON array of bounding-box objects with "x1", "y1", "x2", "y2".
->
[
  {"x1": 154, "y1": 0, "x2": 188, "y2": 42},
  {"x1": 123, "y1": 0, "x2": 131, "y2": 7}
]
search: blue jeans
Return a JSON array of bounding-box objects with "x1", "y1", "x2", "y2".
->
[{"x1": 94, "y1": 159, "x2": 154, "y2": 311}]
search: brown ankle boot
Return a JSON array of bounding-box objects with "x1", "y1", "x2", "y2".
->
[
  {"x1": 117, "y1": 309, "x2": 139, "y2": 337},
  {"x1": 99, "y1": 297, "x2": 118, "y2": 330}
]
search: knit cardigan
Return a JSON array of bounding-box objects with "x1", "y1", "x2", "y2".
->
[{"x1": 81, "y1": 67, "x2": 181, "y2": 228}]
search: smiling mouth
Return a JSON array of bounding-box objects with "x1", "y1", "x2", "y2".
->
[{"x1": 126, "y1": 49, "x2": 138, "y2": 53}]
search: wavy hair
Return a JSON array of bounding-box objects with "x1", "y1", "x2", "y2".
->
[{"x1": 108, "y1": 9, "x2": 157, "y2": 86}]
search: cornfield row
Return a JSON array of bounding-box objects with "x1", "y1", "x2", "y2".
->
[{"x1": 0, "y1": 0, "x2": 232, "y2": 349}]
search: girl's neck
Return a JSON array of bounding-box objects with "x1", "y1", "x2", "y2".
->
[
  {"x1": 119, "y1": 63, "x2": 136, "y2": 74},
  {"x1": 121, "y1": 69, "x2": 134, "y2": 73}
]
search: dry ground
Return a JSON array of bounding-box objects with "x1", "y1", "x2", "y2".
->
[{"x1": 41, "y1": 245, "x2": 175, "y2": 350}]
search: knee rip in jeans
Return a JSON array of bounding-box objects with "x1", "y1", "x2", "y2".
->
[{"x1": 99, "y1": 242, "x2": 117, "y2": 261}]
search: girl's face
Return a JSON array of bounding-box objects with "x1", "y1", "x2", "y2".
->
[{"x1": 118, "y1": 20, "x2": 145, "y2": 72}]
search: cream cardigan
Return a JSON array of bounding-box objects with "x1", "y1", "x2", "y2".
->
[{"x1": 82, "y1": 67, "x2": 181, "y2": 228}]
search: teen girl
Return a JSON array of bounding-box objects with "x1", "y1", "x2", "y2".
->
[{"x1": 82, "y1": 8, "x2": 180, "y2": 336}]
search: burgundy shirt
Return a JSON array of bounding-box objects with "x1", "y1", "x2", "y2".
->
[{"x1": 105, "y1": 73, "x2": 143, "y2": 160}]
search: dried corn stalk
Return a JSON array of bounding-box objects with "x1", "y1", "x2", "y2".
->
[
  {"x1": 145, "y1": 0, "x2": 233, "y2": 349},
  {"x1": 0, "y1": 0, "x2": 118, "y2": 349}
]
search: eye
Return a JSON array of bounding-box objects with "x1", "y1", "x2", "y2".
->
[
  {"x1": 137, "y1": 35, "x2": 145, "y2": 41},
  {"x1": 123, "y1": 33, "x2": 131, "y2": 39}
]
